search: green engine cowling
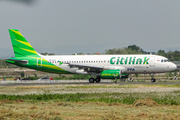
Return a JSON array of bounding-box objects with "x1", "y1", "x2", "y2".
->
[
  {"x1": 101, "y1": 70, "x2": 120, "y2": 79},
  {"x1": 100, "y1": 69, "x2": 128, "y2": 79}
]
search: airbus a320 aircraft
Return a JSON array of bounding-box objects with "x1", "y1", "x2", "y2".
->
[{"x1": 6, "y1": 29, "x2": 177, "y2": 83}]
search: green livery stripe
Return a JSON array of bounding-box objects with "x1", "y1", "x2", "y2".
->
[
  {"x1": 9, "y1": 29, "x2": 39, "y2": 57},
  {"x1": 30, "y1": 57, "x2": 48, "y2": 62},
  {"x1": 7, "y1": 29, "x2": 70, "y2": 74},
  {"x1": 10, "y1": 30, "x2": 24, "y2": 37},
  {"x1": 42, "y1": 64, "x2": 66, "y2": 71},
  {"x1": 6, "y1": 60, "x2": 15, "y2": 64},
  {"x1": 31, "y1": 57, "x2": 66, "y2": 72},
  {"x1": 31, "y1": 57, "x2": 69, "y2": 73},
  {"x1": 20, "y1": 48, "x2": 38, "y2": 54},
  {"x1": 7, "y1": 57, "x2": 70, "y2": 74},
  {"x1": 15, "y1": 39, "x2": 33, "y2": 48},
  {"x1": 14, "y1": 52, "x2": 24, "y2": 56}
]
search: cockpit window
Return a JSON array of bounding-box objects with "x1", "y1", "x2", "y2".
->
[{"x1": 161, "y1": 59, "x2": 169, "y2": 62}]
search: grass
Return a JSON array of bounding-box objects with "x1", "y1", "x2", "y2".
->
[
  {"x1": 1, "y1": 84, "x2": 180, "y2": 105},
  {"x1": 1, "y1": 84, "x2": 180, "y2": 119},
  {"x1": 0, "y1": 91, "x2": 180, "y2": 105},
  {"x1": 65, "y1": 84, "x2": 180, "y2": 88},
  {"x1": 1, "y1": 98, "x2": 180, "y2": 120},
  {"x1": 65, "y1": 84, "x2": 137, "y2": 89}
]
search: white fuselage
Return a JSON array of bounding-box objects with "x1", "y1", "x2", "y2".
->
[{"x1": 41, "y1": 54, "x2": 177, "y2": 74}]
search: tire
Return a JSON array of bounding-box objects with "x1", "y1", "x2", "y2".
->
[
  {"x1": 89, "y1": 78, "x2": 95, "y2": 83},
  {"x1": 95, "y1": 77, "x2": 101, "y2": 83},
  {"x1": 151, "y1": 78, "x2": 156, "y2": 82}
]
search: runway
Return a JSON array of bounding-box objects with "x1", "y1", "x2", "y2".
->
[{"x1": 0, "y1": 80, "x2": 180, "y2": 86}]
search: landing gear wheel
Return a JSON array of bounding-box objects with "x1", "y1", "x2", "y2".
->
[
  {"x1": 89, "y1": 78, "x2": 95, "y2": 83},
  {"x1": 95, "y1": 77, "x2": 101, "y2": 83},
  {"x1": 151, "y1": 78, "x2": 156, "y2": 82}
]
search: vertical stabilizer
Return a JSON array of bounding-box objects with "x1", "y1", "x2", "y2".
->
[{"x1": 9, "y1": 29, "x2": 39, "y2": 57}]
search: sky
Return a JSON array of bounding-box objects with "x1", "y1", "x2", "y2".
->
[{"x1": 0, "y1": 0, "x2": 180, "y2": 58}]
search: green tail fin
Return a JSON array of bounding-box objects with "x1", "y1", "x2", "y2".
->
[{"x1": 9, "y1": 29, "x2": 39, "y2": 57}]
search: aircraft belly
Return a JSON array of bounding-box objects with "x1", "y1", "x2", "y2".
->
[
  {"x1": 59, "y1": 64, "x2": 77, "y2": 73},
  {"x1": 125, "y1": 65, "x2": 158, "y2": 74}
]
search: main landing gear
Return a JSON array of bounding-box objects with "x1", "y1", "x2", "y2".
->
[{"x1": 89, "y1": 77, "x2": 101, "y2": 83}]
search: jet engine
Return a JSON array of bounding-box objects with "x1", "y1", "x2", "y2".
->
[{"x1": 100, "y1": 69, "x2": 128, "y2": 79}]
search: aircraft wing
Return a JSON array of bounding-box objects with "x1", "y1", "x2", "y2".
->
[
  {"x1": 67, "y1": 63, "x2": 127, "y2": 73},
  {"x1": 68, "y1": 63, "x2": 104, "y2": 73}
]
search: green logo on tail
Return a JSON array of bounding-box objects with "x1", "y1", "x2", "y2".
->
[{"x1": 58, "y1": 61, "x2": 63, "y2": 66}]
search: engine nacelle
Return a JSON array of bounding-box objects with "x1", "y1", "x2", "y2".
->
[
  {"x1": 100, "y1": 69, "x2": 128, "y2": 79},
  {"x1": 100, "y1": 69, "x2": 120, "y2": 79}
]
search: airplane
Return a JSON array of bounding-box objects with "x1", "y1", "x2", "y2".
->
[{"x1": 6, "y1": 29, "x2": 177, "y2": 83}]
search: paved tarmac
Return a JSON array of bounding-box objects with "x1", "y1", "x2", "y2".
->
[{"x1": 0, "y1": 80, "x2": 180, "y2": 86}]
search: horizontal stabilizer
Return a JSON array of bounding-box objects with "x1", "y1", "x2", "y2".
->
[{"x1": 6, "y1": 59, "x2": 28, "y2": 65}]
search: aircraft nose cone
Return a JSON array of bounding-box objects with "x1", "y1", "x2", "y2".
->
[{"x1": 171, "y1": 63, "x2": 177, "y2": 71}]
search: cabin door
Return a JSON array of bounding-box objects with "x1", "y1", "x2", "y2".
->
[
  {"x1": 149, "y1": 57, "x2": 155, "y2": 67},
  {"x1": 37, "y1": 58, "x2": 42, "y2": 67}
]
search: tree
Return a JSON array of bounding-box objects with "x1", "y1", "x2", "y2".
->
[
  {"x1": 127, "y1": 45, "x2": 142, "y2": 52},
  {"x1": 105, "y1": 44, "x2": 146, "y2": 55},
  {"x1": 156, "y1": 49, "x2": 166, "y2": 57},
  {"x1": 21, "y1": 72, "x2": 25, "y2": 77}
]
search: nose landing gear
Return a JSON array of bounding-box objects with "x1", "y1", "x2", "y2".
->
[
  {"x1": 151, "y1": 78, "x2": 156, "y2": 82},
  {"x1": 151, "y1": 74, "x2": 156, "y2": 82}
]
